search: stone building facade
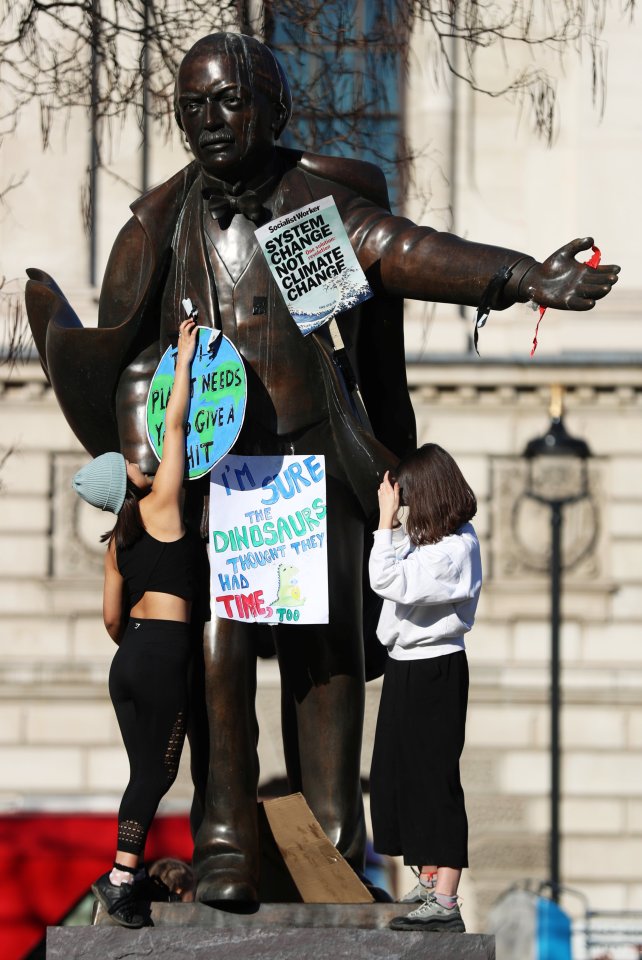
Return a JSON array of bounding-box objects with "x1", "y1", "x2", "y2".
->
[{"x1": 1, "y1": 353, "x2": 641, "y2": 936}]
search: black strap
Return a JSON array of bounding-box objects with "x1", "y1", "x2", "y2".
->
[{"x1": 473, "y1": 264, "x2": 514, "y2": 355}]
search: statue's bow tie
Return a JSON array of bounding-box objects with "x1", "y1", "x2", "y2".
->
[{"x1": 203, "y1": 183, "x2": 264, "y2": 224}]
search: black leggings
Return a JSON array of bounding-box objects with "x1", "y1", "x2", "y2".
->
[{"x1": 109, "y1": 618, "x2": 191, "y2": 856}]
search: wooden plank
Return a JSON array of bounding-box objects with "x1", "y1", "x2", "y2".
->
[{"x1": 263, "y1": 794, "x2": 374, "y2": 904}]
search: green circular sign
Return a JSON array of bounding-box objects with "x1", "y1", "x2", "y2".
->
[{"x1": 146, "y1": 326, "x2": 247, "y2": 479}]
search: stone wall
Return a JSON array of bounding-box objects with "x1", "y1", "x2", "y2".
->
[
  {"x1": 1, "y1": 358, "x2": 640, "y2": 932},
  {"x1": 406, "y1": 360, "x2": 642, "y2": 922}
]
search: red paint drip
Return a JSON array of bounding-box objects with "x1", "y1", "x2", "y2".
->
[{"x1": 530, "y1": 245, "x2": 602, "y2": 356}]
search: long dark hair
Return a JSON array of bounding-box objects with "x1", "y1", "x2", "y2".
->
[
  {"x1": 100, "y1": 480, "x2": 147, "y2": 550},
  {"x1": 395, "y1": 443, "x2": 477, "y2": 546}
]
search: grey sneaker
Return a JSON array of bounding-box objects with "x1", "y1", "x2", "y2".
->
[
  {"x1": 397, "y1": 880, "x2": 433, "y2": 903},
  {"x1": 390, "y1": 893, "x2": 466, "y2": 933},
  {"x1": 397, "y1": 868, "x2": 436, "y2": 903}
]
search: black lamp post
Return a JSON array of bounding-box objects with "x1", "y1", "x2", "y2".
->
[{"x1": 522, "y1": 386, "x2": 591, "y2": 903}]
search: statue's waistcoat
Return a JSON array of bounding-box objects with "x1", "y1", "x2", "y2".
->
[{"x1": 160, "y1": 169, "x2": 331, "y2": 436}]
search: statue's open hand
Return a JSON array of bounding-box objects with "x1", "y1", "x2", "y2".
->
[{"x1": 521, "y1": 237, "x2": 620, "y2": 310}]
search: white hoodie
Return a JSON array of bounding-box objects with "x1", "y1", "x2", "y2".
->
[{"x1": 368, "y1": 522, "x2": 482, "y2": 660}]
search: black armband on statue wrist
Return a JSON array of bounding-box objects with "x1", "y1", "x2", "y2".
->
[
  {"x1": 473, "y1": 256, "x2": 535, "y2": 355},
  {"x1": 474, "y1": 265, "x2": 512, "y2": 355}
]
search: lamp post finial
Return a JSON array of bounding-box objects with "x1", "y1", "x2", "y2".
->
[{"x1": 549, "y1": 384, "x2": 564, "y2": 420}]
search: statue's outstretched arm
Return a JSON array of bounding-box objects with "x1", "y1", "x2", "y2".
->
[
  {"x1": 23, "y1": 216, "x2": 157, "y2": 459},
  {"x1": 25, "y1": 268, "x2": 82, "y2": 379},
  {"x1": 348, "y1": 202, "x2": 619, "y2": 311}
]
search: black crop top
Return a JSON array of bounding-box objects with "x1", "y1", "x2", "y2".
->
[{"x1": 116, "y1": 528, "x2": 199, "y2": 610}]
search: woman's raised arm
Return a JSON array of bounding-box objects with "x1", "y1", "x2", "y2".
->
[{"x1": 146, "y1": 317, "x2": 198, "y2": 520}]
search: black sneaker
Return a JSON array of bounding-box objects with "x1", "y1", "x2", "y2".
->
[
  {"x1": 91, "y1": 871, "x2": 147, "y2": 928},
  {"x1": 134, "y1": 872, "x2": 180, "y2": 903},
  {"x1": 390, "y1": 893, "x2": 466, "y2": 933}
]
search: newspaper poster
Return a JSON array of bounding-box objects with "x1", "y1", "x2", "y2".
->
[
  {"x1": 255, "y1": 195, "x2": 373, "y2": 335},
  {"x1": 146, "y1": 326, "x2": 247, "y2": 480},
  {"x1": 209, "y1": 454, "x2": 329, "y2": 625}
]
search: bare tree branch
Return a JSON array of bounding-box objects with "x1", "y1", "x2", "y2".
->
[
  {"x1": 1, "y1": 0, "x2": 635, "y2": 366},
  {"x1": 0, "y1": 0, "x2": 635, "y2": 149},
  {"x1": 0, "y1": 276, "x2": 29, "y2": 369}
]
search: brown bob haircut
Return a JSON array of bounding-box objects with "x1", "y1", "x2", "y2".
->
[{"x1": 394, "y1": 443, "x2": 477, "y2": 546}]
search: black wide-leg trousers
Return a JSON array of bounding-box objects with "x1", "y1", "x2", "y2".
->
[{"x1": 370, "y1": 650, "x2": 469, "y2": 868}]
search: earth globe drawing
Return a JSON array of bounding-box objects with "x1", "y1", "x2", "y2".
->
[{"x1": 146, "y1": 326, "x2": 247, "y2": 479}]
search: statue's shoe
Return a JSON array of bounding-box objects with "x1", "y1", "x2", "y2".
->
[{"x1": 196, "y1": 869, "x2": 259, "y2": 910}]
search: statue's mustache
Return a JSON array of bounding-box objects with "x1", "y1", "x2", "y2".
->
[{"x1": 199, "y1": 131, "x2": 234, "y2": 147}]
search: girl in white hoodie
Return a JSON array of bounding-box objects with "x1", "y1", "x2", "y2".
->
[{"x1": 369, "y1": 443, "x2": 481, "y2": 933}]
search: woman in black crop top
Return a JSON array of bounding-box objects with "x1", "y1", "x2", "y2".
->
[{"x1": 72, "y1": 316, "x2": 198, "y2": 927}]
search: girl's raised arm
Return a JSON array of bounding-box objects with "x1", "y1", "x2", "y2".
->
[{"x1": 147, "y1": 317, "x2": 198, "y2": 517}]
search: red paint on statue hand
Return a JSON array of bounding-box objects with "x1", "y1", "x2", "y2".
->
[{"x1": 530, "y1": 245, "x2": 602, "y2": 357}]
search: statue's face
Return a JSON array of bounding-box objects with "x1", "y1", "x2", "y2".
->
[{"x1": 176, "y1": 46, "x2": 277, "y2": 181}]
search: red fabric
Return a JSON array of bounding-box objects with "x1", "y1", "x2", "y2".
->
[
  {"x1": 0, "y1": 813, "x2": 193, "y2": 960},
  {"x1": 530, "y1": 245, "x2": 602, "y2": 356}
]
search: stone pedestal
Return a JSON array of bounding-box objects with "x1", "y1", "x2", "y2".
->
[{"x1": 47, "y1": 903, "x2": 495, "y2": 958}]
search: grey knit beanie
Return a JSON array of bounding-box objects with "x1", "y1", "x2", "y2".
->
[{"x1": 72, "y1": 452, "x2": 127, "y2": 515}]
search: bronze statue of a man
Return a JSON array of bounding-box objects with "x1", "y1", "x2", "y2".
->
[{"x1": 26, "y1": 32, "x2": 619, "y2": 905}]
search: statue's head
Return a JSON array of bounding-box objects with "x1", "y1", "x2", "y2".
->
[{"x1": 175, "y1": 33, "x2": 292, "y2": 181}]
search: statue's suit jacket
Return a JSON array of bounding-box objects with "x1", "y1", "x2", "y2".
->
[{"x1": 26, "y1": 148, "x2": 416, "y2": 520}]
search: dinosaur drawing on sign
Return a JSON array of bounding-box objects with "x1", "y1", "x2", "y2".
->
[{"x1": 273, "y1": 564, "x2": 305, "y2": 608}]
